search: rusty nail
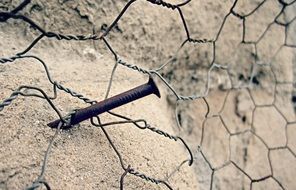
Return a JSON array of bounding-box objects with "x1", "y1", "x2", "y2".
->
[{"x1": 47, "y1": 77, "x2": 161, "y2": 129}]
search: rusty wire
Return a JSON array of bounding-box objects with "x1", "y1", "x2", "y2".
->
[{"x1": 0, "y1": 0, "x2": 296, "y2": 189}]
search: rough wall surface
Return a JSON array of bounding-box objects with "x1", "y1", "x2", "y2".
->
[{"x1": 0, "y1": 0, "x2": 295, "y2": 190}]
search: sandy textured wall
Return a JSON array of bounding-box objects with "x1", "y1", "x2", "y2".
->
[{"x1": 0, "y1": 0, "x2": 296, "y2": 190}]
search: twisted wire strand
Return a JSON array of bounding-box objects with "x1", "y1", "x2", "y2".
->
[
  {"x1": 0, "y1": 90, "x2": 20, "y2": 112},
  {"x1": 53, "y1": 81, "x2": 97, "y2": 104},
  {"x1": 0, "y1": 55, "x2": 21, "y2": 63},
  {"x1": 117, "y1": 59, "x2": 151, "y2": 75},
  {"x1": 0, "y1": 12, "x2": 100, "y2": 41},
  {"x1": 128, "y1": 168, "x2": 173, "y2": 190},
  {"x1": 187, "y1": 38, "x2": 214, "y2": 44},
  {"x1": 146, "y1": 0, "x2": 182, "y2": 10}
]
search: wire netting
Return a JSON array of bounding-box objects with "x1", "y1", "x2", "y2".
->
[{"x1": 0, "y1": 0, "x2": 296, "y2": 189}]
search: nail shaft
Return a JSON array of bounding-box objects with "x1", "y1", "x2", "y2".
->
[{"x1": 47, "y1": 77, "x2": 161, "y2": 129}]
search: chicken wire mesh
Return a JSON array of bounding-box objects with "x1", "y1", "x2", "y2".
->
[{"x1": 0, "y1": 0, "x2": 296, "y2": 189}]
